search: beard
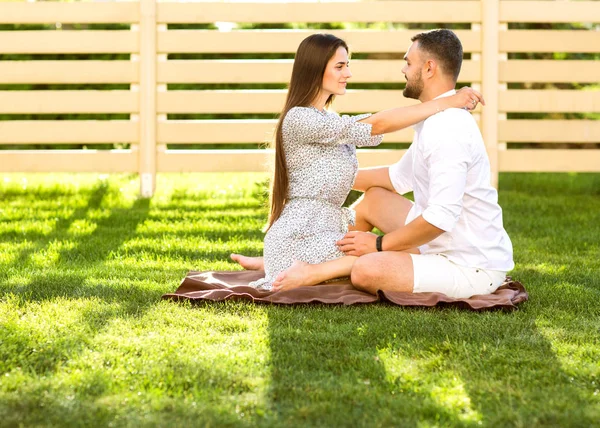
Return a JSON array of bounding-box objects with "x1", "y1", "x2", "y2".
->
[{"x1": 403, "y1": 70, "x2": 424, "y2": 100}]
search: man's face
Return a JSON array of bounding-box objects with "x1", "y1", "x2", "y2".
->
[{"x1": 402, "y1": 42, "x2": 425, "y2": 100}]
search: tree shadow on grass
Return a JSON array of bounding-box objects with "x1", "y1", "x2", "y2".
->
[
  {"x1": 54, "y1": 197, "x2": 150, "y2": 265},
  {"x1": 258, "y1": 248, "x2": 600, "y2": 425},
  {"x1": 2, "y1": 195, "x2": 153, "y2": 304},
  {"x1": 1, "y1": 181, "x2": 109, "y2": 274},
  {"x1": 263, "y1": 303, "x2": 598, "y2": 427},
  {"x1": 0, "y1": 192, "x2": 160, "y2": 408}
]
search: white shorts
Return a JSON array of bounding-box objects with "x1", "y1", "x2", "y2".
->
[{"x1": 409, "y1": 253, "x2": 506, "y2": 299}]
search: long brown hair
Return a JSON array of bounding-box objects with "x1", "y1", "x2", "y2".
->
[{"x1": 266, "y1": 33, "x2": 349, "y2": 230}]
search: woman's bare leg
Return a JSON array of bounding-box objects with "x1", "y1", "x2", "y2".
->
[
  {"x1": 272, "y1": 256, "x2": 357, "y2": 292},
  {"x1": 230, "y1": 254, "x2": 264, "y2": 270}
]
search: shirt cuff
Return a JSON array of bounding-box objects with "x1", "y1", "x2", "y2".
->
[{"x1": 422, "y1": 205, "x2": 459, "y2": 232}]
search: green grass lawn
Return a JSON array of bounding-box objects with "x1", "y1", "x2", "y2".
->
[{"x1": 1, "y1": 172, "x2": 599, "y2": 427}]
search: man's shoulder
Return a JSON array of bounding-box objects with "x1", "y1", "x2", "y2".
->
[
  {"x1": 422, "y1": 108, "x2": 478, "y2": 138},
  {"x1": 424, "y1": 107, "x2": 474, "y2": 126}
]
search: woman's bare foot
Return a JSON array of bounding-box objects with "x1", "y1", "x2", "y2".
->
[
  {"x1": 230, "y1": 254, "x2": 264, "y2": 271},
  {"x1": 272, "y1": 260, "x2": 317, "y2": 291}
]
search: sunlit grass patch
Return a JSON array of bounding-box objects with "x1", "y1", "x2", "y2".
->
[{"x1": 1, "y1": 172, "x2": 599, "y2": 426}]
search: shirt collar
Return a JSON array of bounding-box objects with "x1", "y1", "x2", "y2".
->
[
  {"x1": 413, "y1": 89, "x2": 456, "y2": 130},
  {"x1": 433, "y1": 89, "x2": 456, "y2": 100}
]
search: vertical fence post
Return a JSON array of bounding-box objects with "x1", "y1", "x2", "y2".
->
[
  {"x1": 157, "y1": 23, "x2": 168, "y2": 162},
  {"x1": 470, "y1": 22, "x2": 482, "y2": 134},
  {"x1": 139, "y1": 0, "x2": 157, "y2": 197},
  {"x1": 481, "y1": 0, "x2": 500, "y2": 188},
  {"x1": 497, "y1": 22, "x2": 508, "y2": 155}
]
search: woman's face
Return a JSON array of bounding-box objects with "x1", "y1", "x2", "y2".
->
[{"x1": 321, "y1": 46, "x2": 352, "y2": 98}]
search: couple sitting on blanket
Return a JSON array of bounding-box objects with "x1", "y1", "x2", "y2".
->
[{"x1": 231, "y1": 29, "x2": 514, "y2": 299}]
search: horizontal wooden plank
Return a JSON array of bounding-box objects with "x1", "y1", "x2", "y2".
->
[
  {"x1": 0, "y1": 61, "x2": 139, "y2": 84},
  {"x1": 158, "y1": 149, "x2": 271, "y2": 172},
  {"x1": 500, "y1": 61, "x2": 600, "y2": 83},
  {"x1": 499, "y1": 90, "x2": 600, "y2": 113},
  {"x1": 0, "y1": 91, "x2": 138, "y2": 114},
  {"x1": 500, "y1": 1, "x2": 600, "y2": 23},
  {"x1": 0, "y1": 2, "x2": 139, "y2": 24},
  {"x1": 157, "y1": 120, "x2": 415, "y2": 144},
  {"x1": 499, "y1": 149, "x2": 600, "y2": 172},
  {"x1": 158, "y1": 90, "x2": 286, "y2": 114},
  {"x1": 158, "y1": 90, "x2": 422, "y2": 114},
  {"x1": 0, "y1": 150, "x2": 137, "y2": 173},
  {"x1": 500, "y1": 30, "x2": 600, "y2": 53},
  {"x1": 158, "y1": 60, "x2": 480, "y2": 84},
  {"x1": 158, "y1": 120, "x2": 276, "y2": 144},
  {"x1": 158, "y1": 29, "x2": 481, "y2": 54},
  {"x1": 499, "y1": 120, "x2": 600, "y2": 143},
  {"x1": 157, "y1": 2, "x2": 481, "y2": 24},
  {"x1": 0, "y1": 31, "x2": 139, "y2": 54},
  {"x1": 156, "y1": 148, "x2": 407, "y2": 172},
  {"x1": 0, "y1": 121, "x2": 138, "y2": 144}
]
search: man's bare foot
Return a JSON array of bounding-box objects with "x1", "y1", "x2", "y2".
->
[
  {"x1": 230, "y1": 254, "x2": 264, "y2": 271},
  {"x1": 272, "y1": 260, "x2": 316, "y2": 291}
]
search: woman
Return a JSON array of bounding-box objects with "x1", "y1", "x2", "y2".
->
[{"x1": 232, "y1": 33, "x2": 482, "y2": 291}]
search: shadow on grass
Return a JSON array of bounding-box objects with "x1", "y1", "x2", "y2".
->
[
  {"x1": 0, "y1": 191, "x2": 158, "y2": 387},
  {"x1": 55, "y1": 197, "x2": 150, "y2": 265},
  {"x1": 3, "y1": 195, "x2": 153, "y2": 300},
  {"x1": 5, "y1": 181, "x2": 109, "y2": 270},
  {"x1": 0, "y1": 294, "x2": 129, "y2": 375},
  {"x1": 263, "y1": 304, "x2": 598, "y2": 426},
  {"x1": 155, "y1": 200, "x2": 264, "y2": 213}
]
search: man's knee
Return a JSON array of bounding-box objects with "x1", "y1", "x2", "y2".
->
[
  {"x1": 352, "y1": 187, "x2": 391, "y2": 210},
  {"x1": 353, "y1": 187, "x2": 394, "y2": 227},
  {"x1": 351, "y1": 257, "x2": 377, "y2": 293},
  {"x1": 364, "y1": 186, "x2": 394, "y2": 205}
]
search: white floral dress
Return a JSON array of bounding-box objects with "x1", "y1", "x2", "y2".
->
[{"x1": 249, "y1": 106, "x2": 384, "y2": 290}]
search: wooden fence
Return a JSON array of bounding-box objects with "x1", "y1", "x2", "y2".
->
[{"x1": 0, "y1": 0, "x2": 599, "y2": 196}]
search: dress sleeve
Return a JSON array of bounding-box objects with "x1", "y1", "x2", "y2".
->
[{"x1": 283, "y1": 107, "x2": 383, "y2": 147}]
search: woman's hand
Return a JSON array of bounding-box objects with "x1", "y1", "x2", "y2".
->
[
  {"x1": 450, "y1": 86, "x2": 486, "y2": 111},
  {"x1": 336, "y1": 231, "x2": 379, "y2": 256}
]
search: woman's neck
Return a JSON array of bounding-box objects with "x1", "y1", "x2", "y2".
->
[{"x1": 311, "y1": 92, "x2": 330, "y2": 112}]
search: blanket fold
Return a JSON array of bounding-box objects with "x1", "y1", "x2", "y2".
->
[{"x1": 162, "y1": 270, "x2": 528, "y2": 311}]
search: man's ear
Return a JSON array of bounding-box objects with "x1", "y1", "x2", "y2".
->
[{"x1": 424, "y1": 59, "x2": 437, "y2": 78}]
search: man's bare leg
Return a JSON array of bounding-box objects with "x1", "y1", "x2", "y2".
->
[
  {"x1": 350, "y1": 187, "x2": 413, "y2": 233},
  {"x1": 232, "y1": 187, "x2": 414, "y2": 273},
  {"x1": 230, "y1": 254, "x2": 264, "y2": 270},
  {"x1": 349, "y1": 187, "x2": 420, "y2": 254},
  {"x1": 351, "y1": 251, "x2": 414, "y2": 294},
  {"x1": 272, "y1": 256, "x2": 357, "y2": 291}
]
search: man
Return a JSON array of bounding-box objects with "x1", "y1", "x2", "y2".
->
[
  {"x1": 335, "y1": 28, "x2": 514, "y2": 298},
  {"x1": 233, "y1": 29, "x2": 513, "y2": 298}
]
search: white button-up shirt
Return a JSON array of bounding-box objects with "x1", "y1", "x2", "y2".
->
[{"x1": 389, "y1": 90, "x2": 514, "y2": 271}]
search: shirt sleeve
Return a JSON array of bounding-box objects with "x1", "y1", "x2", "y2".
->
[
  {"x1": 283, "y1": 107, "x2": 383, "y2": 147},
  {"x1": 421, "y1": 138, "x2": 471, "y2": 232},
  {"x1": 388, "y1": 144, "x2": 414, "y2": 195}
]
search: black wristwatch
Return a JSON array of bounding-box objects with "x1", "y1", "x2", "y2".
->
[{"x1": 376, "y1": 235, "x2": 384, "y2": 252}]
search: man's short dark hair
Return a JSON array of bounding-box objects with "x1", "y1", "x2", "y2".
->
[{"x1": 411, "y1": 29, "x2": 463, "y2": 82}]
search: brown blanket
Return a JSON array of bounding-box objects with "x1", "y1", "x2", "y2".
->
[{"x1": 162, "y1": 270, "x2": 528, "y2": 311}]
